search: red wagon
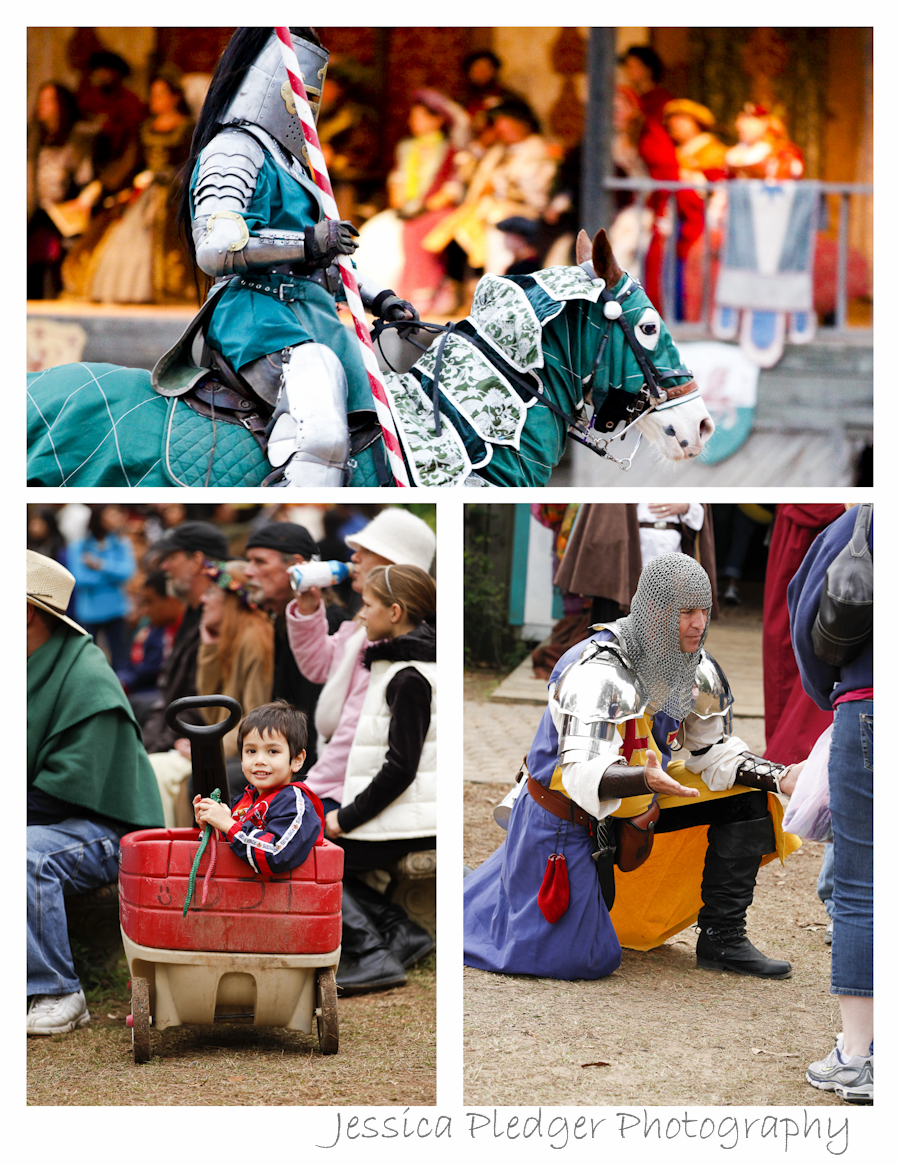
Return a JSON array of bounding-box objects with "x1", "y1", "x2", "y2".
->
[{"x1": 118, "y1": 696, "x2": 342, "y2": 1062}]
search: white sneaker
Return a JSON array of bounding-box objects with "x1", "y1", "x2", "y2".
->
[
  {"x1": 27, "y1": 990, "x2": 90, "y2": 1036},
  {"x1": 807, "y1": 1042, "x2": 873, "y2": 1104}
]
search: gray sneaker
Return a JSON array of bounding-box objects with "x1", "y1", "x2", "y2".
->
[
  {"x1": 26, "y1": 990, "x2": 90, "y2": 1036},
  {"x1": 807, "y1": 1043, "x2": 873, "y2": 1104}
]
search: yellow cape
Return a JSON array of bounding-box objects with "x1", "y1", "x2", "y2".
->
[{"x1": 553, "y1": 712, "x2": 801, "y2": 951}]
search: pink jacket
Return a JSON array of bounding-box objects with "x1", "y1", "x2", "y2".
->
[{"x1": 286, "y1": 600, "x2": 371, "y2": 803}]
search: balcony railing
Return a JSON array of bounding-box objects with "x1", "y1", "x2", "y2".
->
[{"x1": 602, "y1": 177, "x2": 872, "y2": 339}]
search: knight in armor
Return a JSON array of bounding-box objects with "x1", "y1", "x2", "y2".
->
[
  {"x1": 174, "y1": 28, "x2": 418, "y2": 486},
  {"x1": 464, "y1": 553, "x2": 802, "y2": 981}
]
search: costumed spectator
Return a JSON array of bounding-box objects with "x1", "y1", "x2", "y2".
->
[
  {"x1": 196, "y1": 559, "x2": 275, "y2": 780},
  {"x1": 494, "y1": 216, "x2": 545, "y2": 276},
  {"x1": 461, "y1": 50, "x2": 522, "y2": 134},
  {"x1": 786, "y1": 505, "x2": 873, "y2": 1104},
  {"x1": 387, "y1": 90, "x2": 468, "y2": 313},
  {"x1": 141, "y1": 517, "x2": 230, "y2": 754},
  {"x1": 663, "y1": 100, "x2": 728, "y2": 183},
  {"x1": 464, "y1": 553, "x2": 801, "y2": 981},
  {"x1": 66, "y1": 69, "x2": 195, "y2": 305},
  {"x1": 619, "y1": 45, "x2": 674, "y2": 123},
  {"x1": 116, "y1": 569, "x2": 186, "y2": 727},
  {"x1": 762, "y1": 505, "x2": 845, "y2": 765},
  {"x1": 322, "y1": 565, "x2": 437, "y2": 995},
  {"x1": 609, "y1": 85, "x2": 701, "y2": 314},
  {"x1": 529, "y1": 504, "x2": 592, "y2": 681},
  {"x1": 172, "y1": 27, "x2": 418, "y2": 487},
  {"x1": 27, "y1": 551, "x2": 164, "y2": 1036},
  {"x1": 725, "y1": 104, "x2": 804, "y2": 180},
  {"x1": 243, "y1": 522, "x2": 350, "y2": 777},
  {"x1": 553, "y1": 502, "x2": 717, "y2": 631},
  {"x1": 316, "y1": 58, "x2": 381, "y2": 224},
  {"x1": 68, "y1": 503, "x2": 136, "y2": 673},
  {"x1": 193, "y1": 701, "x2": 324, "y2": 877},
  {"x1": 423, "y1": 99, "x2": 557, "y2": 277},
  {"x1": 287, "y1": 508, "x2": 436, "y2": 993},
  {"x1": 27, "y1": 82, "x2": 99, "y2": 298},
  {"x1": 661, "y1": 99, "x2": 727, "y2": 321},
  {"x1": 717, "y1": 503, "x2": 774, "y2": 606},
  {"x1": 75, "y1": 50, "x2": 146, "y2": 200}
]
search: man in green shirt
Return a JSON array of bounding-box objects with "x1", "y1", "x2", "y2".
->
[{"x1": 27, "y1": 550, "x2": 164, "y2": 1036}]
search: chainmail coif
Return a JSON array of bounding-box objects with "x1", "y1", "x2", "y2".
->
[{"x1": 613, "y1": 552, "x2": 712, "y2": 720}]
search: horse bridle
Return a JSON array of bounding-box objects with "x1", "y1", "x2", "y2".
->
[
  {"x1": 573, "y1": 275, "x2": 699, "y2": 468},
  {"x1": 372, "y1": 274, "x2": 699, "y2": 471}
]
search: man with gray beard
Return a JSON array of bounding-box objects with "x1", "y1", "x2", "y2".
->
[{"x1": 141, "y1": 521, "x2": 229, "y2": 754}]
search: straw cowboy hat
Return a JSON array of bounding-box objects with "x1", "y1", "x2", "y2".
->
[
  {"x1": 27, "y1": 549, "x2": 88, "y2": 635},
  {"x1": 346, "y1": 508, "x2": 436, "y2": 572}
]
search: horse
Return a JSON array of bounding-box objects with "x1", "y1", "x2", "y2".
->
[{"x1": 26, "y1": 230, "x2": 713, "y2": 488}]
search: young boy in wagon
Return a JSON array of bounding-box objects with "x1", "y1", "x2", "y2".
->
[{"x1": 193, "y1": 700, "x2": 325, "y2": 875}]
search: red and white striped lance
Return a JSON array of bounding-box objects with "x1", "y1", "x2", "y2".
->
[{"x1": 274, "y1": 26, "x2": 410, "y2": 487}]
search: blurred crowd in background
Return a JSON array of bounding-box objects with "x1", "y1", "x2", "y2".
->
[{"x1": 29, "y1": 38, "x2": 868, "y2": 325}]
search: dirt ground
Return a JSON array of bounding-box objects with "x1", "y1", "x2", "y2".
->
[
  {"x1": 462, "y1": 660, "x2": 844, "y2": 1108},
  {"x1": 26, "y1": 955, "x2": 435, "y2": 1106}
]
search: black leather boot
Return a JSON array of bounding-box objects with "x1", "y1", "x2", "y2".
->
[
  {"x1": 346, "y1": 879, "x2": 435, "y2": 969},
  {"x1": 696, "y1": 814, "x2": 792, "y2": 979},
  {"x1": 336, "y1": 884, "x2": 407, "y2": 995}
]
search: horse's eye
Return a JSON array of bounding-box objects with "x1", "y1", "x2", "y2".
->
[{"x1": 635, "y1": 308, "x2": 662, "y2": 350}]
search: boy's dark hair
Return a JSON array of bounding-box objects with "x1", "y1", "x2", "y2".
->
[{"x1": 238, "y1": 699, "x2": 308, "y2": 761}]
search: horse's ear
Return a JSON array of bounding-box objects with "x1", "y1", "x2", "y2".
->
[
  {"x1": 575, "y1": 229, "x2": 593, "y2": 266},
  {"x1": 592, "y1": 228, "x2": 624, "y2": 287}
]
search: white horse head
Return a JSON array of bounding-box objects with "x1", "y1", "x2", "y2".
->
[{"x1": 577, "y1": 229, "x2": 715, "y2": 462}]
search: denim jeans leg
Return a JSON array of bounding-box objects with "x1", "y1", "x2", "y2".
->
[
  {"x1": 828, "y1": 700, "x2": 873, "y2": 997},
  {"x1": 817, "y1": 842, "x2": 835, "y2": 917},
  {"x1": 27, "y1": 819, "x2": 121, "y2": 997}
]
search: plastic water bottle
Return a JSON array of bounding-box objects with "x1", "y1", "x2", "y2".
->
[{"x1": 288, "y1": 560, "x2": 354, "y2": 593}]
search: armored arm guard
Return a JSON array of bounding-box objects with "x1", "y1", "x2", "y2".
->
[
  {"x1": 597, "y1": 764, "x2": 652, "y2": 799},
  {"x1": 191, "y1": 130, "x2": 358, "y2": 278},
  {"x1": 733, "y1": 754, "x2": 788, "y2": 795}
]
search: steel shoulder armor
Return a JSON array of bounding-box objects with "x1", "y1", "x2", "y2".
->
[
  {"x1": 551, "y1": 640, "x2": 648, "y2": 766},
  {"x1": 690, "y1": 649, "x2": 734, "y2": 734}
]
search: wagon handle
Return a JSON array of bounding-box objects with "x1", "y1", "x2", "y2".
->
[{"x1": 165, "y1": 695, "x2": 243, "y2": 802}]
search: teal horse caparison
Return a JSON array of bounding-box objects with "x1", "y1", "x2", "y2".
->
[{"x1": 26, "y1": 361, "x2": 385, "y2": 488}]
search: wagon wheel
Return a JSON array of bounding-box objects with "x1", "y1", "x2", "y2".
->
[
  {"x1": 315, "y1": 967, "x2": 339, "y2": 1055},
  {"x1": 130, "y1": 977, "x2": 151, "y2": 1064}
]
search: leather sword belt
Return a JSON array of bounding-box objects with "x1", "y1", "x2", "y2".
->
[
  {"x1": 639, "y1": 520, "x2": 682, "y2": 531},
  {"x1": 526, "y1": 775, "x2": 593, "y2": 828}
]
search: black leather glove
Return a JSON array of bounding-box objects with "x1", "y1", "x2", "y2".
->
[
  {"x1": 304, "y1": 219, "x2": 359, "y2": 266},
  {"x1": 371, "y1": 290, "x2": 420, "y2": 324}
]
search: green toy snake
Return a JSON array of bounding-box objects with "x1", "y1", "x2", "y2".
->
[{"x1": 183, "y1": 788, "x2": 222, "y2": 917}]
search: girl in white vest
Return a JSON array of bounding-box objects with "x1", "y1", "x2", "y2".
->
[{"x1": 322, "y1": 565, "x2": 437, "y2": 994}]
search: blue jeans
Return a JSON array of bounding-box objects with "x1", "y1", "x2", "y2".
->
[
  {"x1": 828, "y1": 700, "x2": 873, "y2": 997},
  {"x1": 27, "y1": 819, "x2": 121, "y2": 996}
]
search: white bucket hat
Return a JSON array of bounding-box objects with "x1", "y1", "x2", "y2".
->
[
  {"x1": 346, "y1": 508, "x2": 435, "y2": 571},
  {"x1": 27, "y1": 549, "x2": 88, "y2": 635}
]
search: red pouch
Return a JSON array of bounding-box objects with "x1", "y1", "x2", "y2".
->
[{"x1": 537, "y1": 853, "x2": 570, "y2": 923}]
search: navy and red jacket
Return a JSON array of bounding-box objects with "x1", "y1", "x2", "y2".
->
[{"x1": 222, "y1": 781, "x2": 325, "y2": 877}]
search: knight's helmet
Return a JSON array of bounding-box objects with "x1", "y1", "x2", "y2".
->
[{"x1": 222, "y1": 29, "x2": 329, "y2": 163}]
